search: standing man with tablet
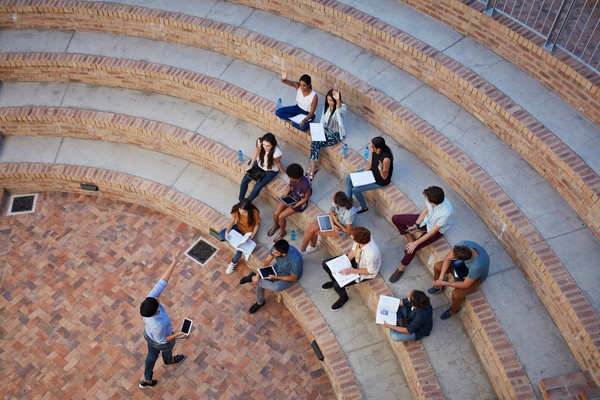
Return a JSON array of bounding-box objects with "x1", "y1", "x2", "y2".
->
[
  {"x1": 238, "y1": 240, "x2": 303, "y2": 314},
  {"x1": 139, "y1": 250, "x2": 188, "y2": 389}
]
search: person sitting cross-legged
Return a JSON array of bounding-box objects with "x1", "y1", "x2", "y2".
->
[
  {"x1": 239, "y1": 239, "x2": 303, "y2": 314},
  {"x1": 429, "y1": 240, "x2": 490, "y2": 320},
  {"x1": 384, "y1": 290, "x2": 433, "y2": 342},
  {"x1": 321, "y1": 226, "x2": 381, "y2": 311},
  {"x1": 388, "y1": 186, "x2": 453, "y2": 283}
]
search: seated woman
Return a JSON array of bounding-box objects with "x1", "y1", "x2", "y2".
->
[
  {"x1": 384, "y1": 290, "x2": 433, "y2": 342},
  {"x1": 268, "y1": 164, "x2": 312, "y2": 242},
  {"x1": 239, "y1": 133, "x2": 284, "y2": 202},
  {"x1": 275, "y1": 71, "x2": 318, "y2": 131},
  {"x1": 299, "y1": 191, "x2": 357, "y2": 255},
  {"x1": 345, "y1": 136, "x2": 393, "y2": 213},
  {"x1": 305, "y1": 88, "x2": 346, "y2": 180},
  {"x1": 220, "y1": 199, "x2": 261, "y2": 275}
]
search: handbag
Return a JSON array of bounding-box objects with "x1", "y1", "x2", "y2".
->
[{"x1": 245, "y1": 165, "x2": 266, "y2": 182}]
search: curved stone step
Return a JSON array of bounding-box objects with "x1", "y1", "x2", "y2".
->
[{"x1": 0, "y1": 50, "x2": 592, "y2": 392}]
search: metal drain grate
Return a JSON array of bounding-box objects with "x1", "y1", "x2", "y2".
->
[
  {"x1": 7, "y1": 194, "x2": 38, "y2": 216},
  {"x1": 186, "y1": 239, "x2": 217, "y2": 266}
]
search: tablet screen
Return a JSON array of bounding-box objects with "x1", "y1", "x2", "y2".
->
[
  {"x1": 279, "y1": 195, "x2": 297, "y2": 206},
  {"x1": 317, "y1": 215, "x2": 333, "y2": 232},
  {"x1": 181, "y1": 318, "x2": 192, "y2": 335},
  {"x1": 259, "y1": 266, "x2": 277, "y2": 279}
]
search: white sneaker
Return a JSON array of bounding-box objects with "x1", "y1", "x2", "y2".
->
[
  {"x1": 226, "y1": 262, "x2": 237, "y2": 275},
  {"x1": 301, "y1": 245, "x2": 318, "y2": 256}
]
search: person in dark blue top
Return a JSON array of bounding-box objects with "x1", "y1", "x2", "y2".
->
[{"x1": 384, "y1": 290, "x2": 433, "y2": 342}]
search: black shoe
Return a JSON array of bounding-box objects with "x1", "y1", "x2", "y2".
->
[
  {"x1": 321, "y1": 281, "x2": 334, "y2": 291},
  {"x1": 427, "y1": 286, "x2": 443, "y2": 295},
  {"x1": 239, "y1": 272, "x2": 256, "y2": 285},
  {"x1": 139, "y1": 380, "x2": 158, "y2": 388},
  {"x1": 249, "y1": 302, "x2": 265, "y2": 314},
  {"x1": 388, "y1": 269, "x2": 404, "y2": 283},
  {"x1": 331, "y1": 298, "x2": 348, "y2": 311},
  {"x1": 356, "y1": 207, "x2": 369, "y2": 214},
  {"x1": 168, "y1": 355, "x2": 185, "y2": 365}
]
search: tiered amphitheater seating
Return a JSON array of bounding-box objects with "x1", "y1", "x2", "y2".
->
[{"x1": 1, "y1": 0, "x2": 599, "y2": 398}]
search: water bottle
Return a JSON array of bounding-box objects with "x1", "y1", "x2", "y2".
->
[
  {"x1": 238, "y1": 150, "x2": 243, "y2": 162},
  {"x1": 277, "y1": 98, "x2": 282, "y2": 109},
  {"x1": 291, "y1": 230, "x2": 296, "y2": 241},
  {"x1": 342, "y1": 143, "x2": 348, "y2": 157},
  {"x1": 364, "y1": 145, "x2": 370, "y2": 160}
]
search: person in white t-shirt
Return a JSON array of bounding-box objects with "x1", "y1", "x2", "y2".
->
[
  {"x1": 275, "y1": 71, "x2": 318, "y2": 131},
  {"x1": 239, "y1": 133, "x2": 285, "y2": 202}
]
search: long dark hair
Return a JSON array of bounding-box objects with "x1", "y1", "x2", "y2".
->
[
  {"x1": 231, "y1": 198, "x2": 258, "y2": 227},
  {"x1": 323, "y1": 88, "x2": 342, "y2": 115},
  {"x1": 258, "y1": 133, "x2": 277, "y2": 170},
  {"x1": 410, "y1": 290, "x2": 430, "y2": 309},
  {"x1": 333, "y1": 191, "x2": 353, "y2": 210},
  {"x1": 371, "y1": 136, "x2": 391, "y2": 154}
]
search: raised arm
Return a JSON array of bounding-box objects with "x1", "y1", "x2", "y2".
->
[
  {"x1": 280, "y1": 70, "x2": 299, "y2": 89},
  {"x1": 161, "y1": 249, "x2": 184, "y2": 283}
]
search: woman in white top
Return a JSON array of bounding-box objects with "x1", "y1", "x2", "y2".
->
[
  {"x1": 275, "y1": 71, "x2": 318, "y2": 131},
  {"x1": 239, "y1": 133, "x2": 285, "y2": 202},
  {"x1": 306, "y1": 88, "x2": 346, "y2": 180}
]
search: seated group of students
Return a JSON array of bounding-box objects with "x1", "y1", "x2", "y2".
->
[{"x1": 222, "y1": 72, "x2": 490, "y2": 343}]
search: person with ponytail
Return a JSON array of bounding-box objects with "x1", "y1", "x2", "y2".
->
[
  {"x1": 299, "y1": 191, "x2": 357, "y2": 255},
  {"x1": 275, "y1": 71, "x2": 318, "y2": 131},
  {"x1": 239, "y1": 133, "x2": 284, "y2": 202},
  {"x1": 220, "y1": 199, "x2": 261, "y2": 275},
  {"x1": 345, "y1": 136, "x2": 393, "y2": 213}
]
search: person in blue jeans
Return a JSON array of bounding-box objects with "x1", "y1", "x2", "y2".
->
[
  {"x1": 139, "y1": 250, "x2": 188, "y2": 388},
  {"x1": 346, "y1": 137, "x2": 393, "y2": 213},
  {"x1": 239, "y1": 133, "x2": 285, "y2": 202},
  {"x1": 238, "y1": 239, "x2": 303, "y2": 314},
  {"x1": 275, "y1": 71, "x2": 318, "y2": 131},
  {"x1": 220, "y1": 199, "x2": 261, "y2": 275},
  {"x1": 384, "y1": 290, "x2": 433, "y2": 342}
]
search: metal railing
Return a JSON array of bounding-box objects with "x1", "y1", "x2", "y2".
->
[{"x1": 480, "y1": 0, "x2": 599, "y2": 73}]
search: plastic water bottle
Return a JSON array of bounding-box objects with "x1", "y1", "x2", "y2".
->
[
  {"x1": 342, "y1": 143, "x2": 348, "y2": 157},
  {"x1": 291, "y1": 230, "x2": 296, "y2": 241},
  {"x1": 238, "y1": 150, "x2": 243, "y2": 162},
  {"x1": 277, "y1": 98, "x2": 282, "y2": 109},
  {"x1": 364, "y1": 145, "x2": 370, "y2": 160}
]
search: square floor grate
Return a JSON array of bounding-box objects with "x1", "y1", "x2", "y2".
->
[
  {"x1": 186, "y1": 239, "x2": 217, "y2": 266},
  {"x1": 7, "y1": 193, "x2": 38, "y2": 216}
]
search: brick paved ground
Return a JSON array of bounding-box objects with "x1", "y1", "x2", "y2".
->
[{"x1": 0, "y1": 192, "x2": 333, "y2": 400}]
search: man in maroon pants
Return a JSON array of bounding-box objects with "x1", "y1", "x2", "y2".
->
[{"x1": 389, "y1": 186, "x2": 453, "y2": 283}]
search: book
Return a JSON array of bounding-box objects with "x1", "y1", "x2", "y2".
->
[
  {"x1": 349, "y1": 170, "x2": 376, "y2": 187},
  {"x1": 258, "y1": 266, "x2": 277, "y2": 279},
  {"x1": 289, "y1": 114, "x2": 306, "y2": 125},
  {"x1": 317, "y1": 215, "x2": 334, "y2": 232},
  {"x1": 376, "y1": 295, "x2": 401, "y2": 325},
  {"x1": 325, "y1": 255, "x2": 360, "y2": 287},
  {"x1": 226, "y1": 230, "x2": 256, "y2": 261},
  {"x1": 309, "y1": 123, "x2": 326, "y2": 141}
]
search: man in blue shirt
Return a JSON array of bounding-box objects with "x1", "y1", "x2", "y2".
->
[
  {"x1": 139, "y1": 250, "x2": 188, "y2": 388},
  {"x1": 429, "y1": 240, "x2": 490, "y2": 320},
  {"x1": 239, "y1": 240, "x2": 303, "y2": 314}
]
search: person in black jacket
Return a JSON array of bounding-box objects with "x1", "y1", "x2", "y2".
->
[{"x1": 384, "y1": 290, "x2": 433, "y2": 342}]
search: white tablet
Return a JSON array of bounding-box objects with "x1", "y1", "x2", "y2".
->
[
  {"x1": 181, "y1": 318, "x2": 193, "y2": 335},
  {"x1": 317, "y1": 215, "x2": 334, "y2": 232},
  {"x1": 258, "y1": 266, "x2": 277, "y2": 279}
]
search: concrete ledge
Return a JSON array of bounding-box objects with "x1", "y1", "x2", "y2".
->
[
  {"x1": 0, "y1": 50, "x2": 597, "y2": 385},
  {"x1": 0, "y1": 163, "x2": 362, "y2": 400},
  {"x1": 0, "y1": 1, "x2": 598, "y2": 244},
  {"x1": 0, "y1": 105, "x2": 536, "y2": 398}
]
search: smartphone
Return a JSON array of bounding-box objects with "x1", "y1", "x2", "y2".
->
[{"x1": 181, "y1": 318, "x2": 193, "y2": 335}]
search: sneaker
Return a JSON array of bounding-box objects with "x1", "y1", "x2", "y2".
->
[
  {"x1": 331, "y1": 298, "x2": 348, "y2": 311},
  {"x1": 168, "y1": 355, "x2": 185, "y2": 365},
  {"x1": 321, "y1": 281, "x2": 334, "y2": 291},
  {"x1": 249, "y1": 302, "x2": 265, "y2": 314},
  {"x1": 388, "y1": 269, "x2": 404, "y2": 283},
  {"x1": 427, "y1": 286, "x2": 443, "y2": 295},
  {"x1": 301, "y1": 245, "x2": 318, "y2": 256},
  {"x1": 226, "y1": 261, "x2": 237, "y2": 275},
  {"x1": 239, "y1": 271, "x2": 256, "y2": 285},
  {"x1": 139, "y1": 380, "x2": 158, "y2": 388},
  {"x1": 356, "y1": 206, "x2": 369, "y2": 214},
  {"x1": 440, "y1": 308, "x2": 453, "y2": 320}
]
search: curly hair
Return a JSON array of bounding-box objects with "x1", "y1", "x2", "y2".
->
[{"x1": 351, "y1": 226, "x2": 371, "y2": 245}]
